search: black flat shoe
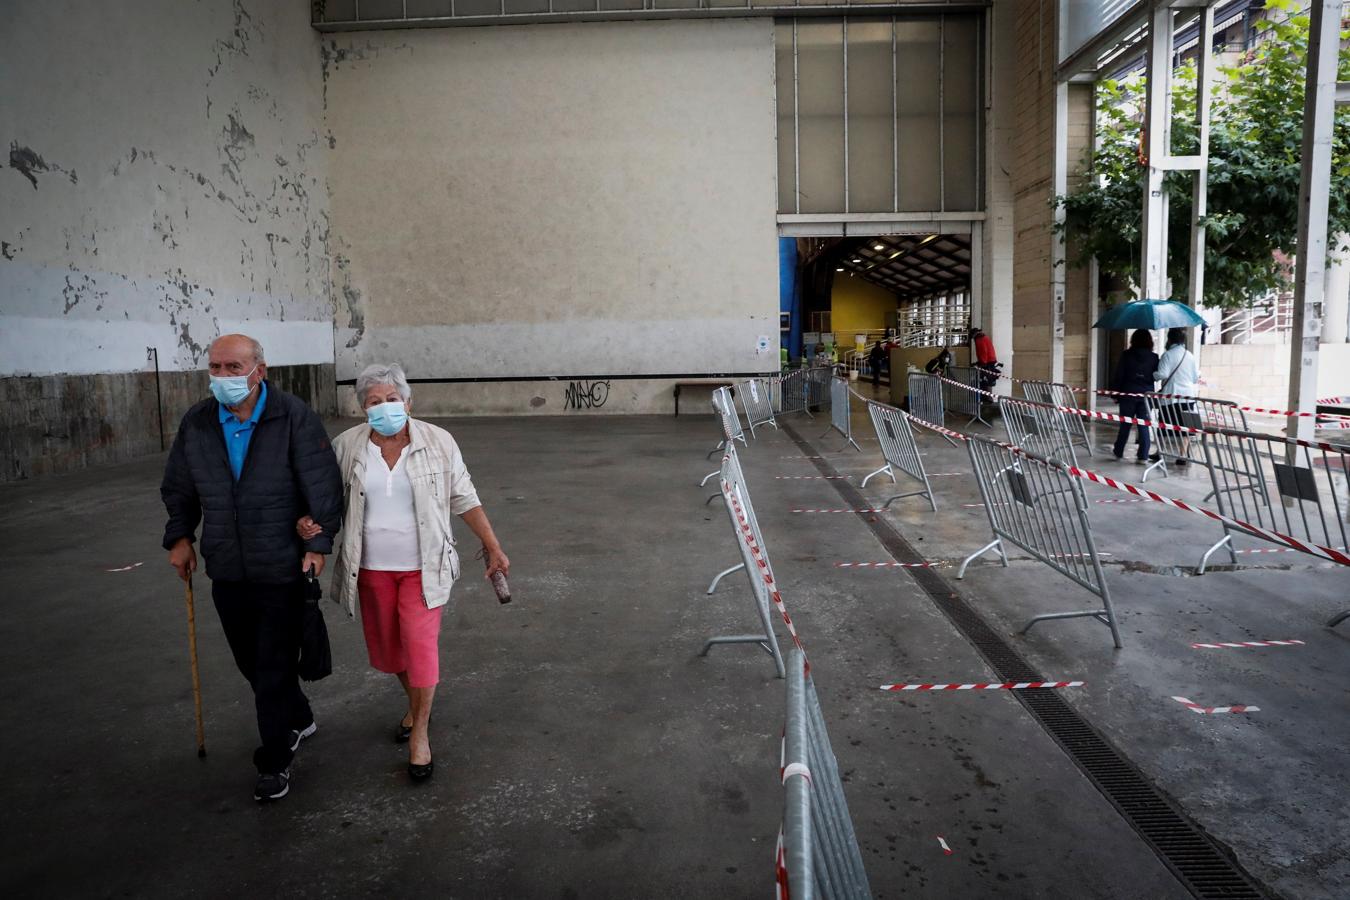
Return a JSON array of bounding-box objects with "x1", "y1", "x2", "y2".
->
[
  {"x1": 394, "y1": 717, "x2": 412, "y2": 744},
  {"x1": 408, "y1": 757, "x2": 434, "y2": 781}
]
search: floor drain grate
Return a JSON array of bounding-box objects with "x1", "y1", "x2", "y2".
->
[{"x1": 783, "y1": 422, "x2": 1272, "y2": 900}]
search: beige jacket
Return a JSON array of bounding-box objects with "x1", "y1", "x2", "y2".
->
[{"x1": 330, "y1": 419, "x2": 481, "y2": 616}]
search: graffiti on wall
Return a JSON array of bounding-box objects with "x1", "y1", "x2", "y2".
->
[{"x1": 563, "y1": 380, "x2": 610, "y2": 411}]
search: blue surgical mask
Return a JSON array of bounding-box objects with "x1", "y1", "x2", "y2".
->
[
  {"x1": 209, "y1": 366, "x2": 258, "y2": 407},
  {"x1": 367, "y1": 401, "x2": 408, "y2": 436}
]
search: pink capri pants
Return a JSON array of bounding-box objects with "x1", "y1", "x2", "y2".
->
[{"x1": 356, "y1": 569, "x2": 443, "y2": 688}]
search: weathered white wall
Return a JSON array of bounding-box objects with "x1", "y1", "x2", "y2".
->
[
  {"x1": 1199, "y1": 342, "x2": 1350, "y2": 414},
  {"x1": 324, "y1": 18, "x2": 781, "y2": 405},
  {"x1": 0, "y1": 0, "x2": 331, "y2": 376}
]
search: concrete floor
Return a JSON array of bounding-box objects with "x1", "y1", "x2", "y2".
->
[{"x1": 0, "y1": 398, "x2": 1345, "y2": 898}]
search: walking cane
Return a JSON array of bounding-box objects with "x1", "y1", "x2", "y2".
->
[{"x1": 184, "y1": 575, "x2": 207, "y2": 757}]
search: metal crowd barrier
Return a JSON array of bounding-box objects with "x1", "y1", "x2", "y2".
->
[
  {"x1": 1197, "y1": 427, "x2": 1350, "y2": 585},
  {"x1": 1141, "y1": 396, "x2": 1248, "y2": 485},
  {"x1": 822, "y1": 376, "x2": 862, "y2": 451},
  {"x1": 957, "y1": 434, "x2": 1122, "y2": 648},
  {"x1": 998, "y1": 396, "x2": 1081, "y2": 466},
  {"x1": 807, "y1": 367, "x2": 833, "y2": 414},
  {"x1": 1023, "y1": 380, "x2": 1094, "y2": 457},
  {"x1": 739, "y1": 377, "x2": 778, "y2": 438},
  {"x1": 701, "y1": 386, "x2": 747, "y2": 488},
  {"x1": 860, "y1": 402, "x2": 938, "y2": 511},
  {"x1": 779, "y1": 649, "x2": 872, "y2": 899},
  {"x1": 776, "y1": 368, "x2": 812, "y2": 417},
  {"x1": 944, "y1": 365, "x2": 991, "y2": 427},
  {"x1": 777, "y1": 367, "x2": 835, "y2": 417},
  {"x1": 701, "y1": 443, "x2": 787, "y2": 677},
  {"x1": 906, "y1": 372, "x2": 957, "y2": 447}
]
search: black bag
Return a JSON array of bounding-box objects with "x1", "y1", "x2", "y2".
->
[{"x1": 298, "y1": 567, "x2": 333, "y2": 682}]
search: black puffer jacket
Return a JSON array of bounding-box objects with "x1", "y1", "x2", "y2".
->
[
  {"x1": 1111, "y1": 348, "x2": 1160, "y2": 397},
  {"x1": 161, "y1": 382, "x2": 343, "y2": 584}
]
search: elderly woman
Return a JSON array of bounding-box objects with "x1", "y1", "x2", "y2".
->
[{"x1": 297, "y1": 363, "x2": 508, "y2": 781}]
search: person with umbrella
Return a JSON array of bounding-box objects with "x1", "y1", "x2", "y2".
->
[
  {"x1": 1109, "y1": 329, "x2": 1159, "y2": 464},
  {"x1": 1153, "y1": 327, "x2": 1202, "y2": 464},
  {"x1": 297, "y1": 363, "x2": 509, "y2": 782},
  {"x1": 161, "y1": 334, "x2": 343, "y2": 802},
  {"x1": 1092, "y1": 302, "x2": 1204, "y2": 465}
]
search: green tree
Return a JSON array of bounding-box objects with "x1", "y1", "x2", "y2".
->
[{"x1": 1058, "y1": 0, "x2": 1350, "y2": 308}]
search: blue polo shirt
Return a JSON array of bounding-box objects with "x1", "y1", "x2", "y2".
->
[{"x1": 219, "y1": 381, "x2": 268, "y2": 481}]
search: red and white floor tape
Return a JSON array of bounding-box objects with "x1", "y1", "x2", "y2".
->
[
  {"x1": 880, "y1": 681, "x2": 1083, "y2": 691},
  {"x1": 1171, "y1": 696, "x2": 1259, "y2": 715},
  {"x1": 1190, "y1": 639, "x2": 1304, "y2": 650}
]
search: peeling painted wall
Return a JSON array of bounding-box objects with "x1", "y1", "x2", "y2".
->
[
  {"x1": 323, "y1": 19, "x2": 781, "y2": 409},
  {"x1": 0, "y1": 0, "x2": 333, "y2": 479},
  {"x1": 1, "y1": 0, "x2": 330, "y2": 376}
]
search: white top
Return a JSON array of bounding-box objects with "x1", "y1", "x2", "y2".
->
[
  {"x1": 360, "y1": 440, "x2": 422, "y2": 571},
  {"x1": 1154, "y1": 345, "x2": 1200, "y2": 401}
]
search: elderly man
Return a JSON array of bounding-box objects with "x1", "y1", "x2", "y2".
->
[{"x1": 161, "y1": 334, "x2": 343, "y2": 802}]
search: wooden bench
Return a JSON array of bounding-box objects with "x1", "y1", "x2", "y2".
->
[{"x1": 673, "y1": 379, "x2": 735, "y2": 417}]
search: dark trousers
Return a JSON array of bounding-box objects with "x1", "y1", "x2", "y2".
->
[
  {"x1": 212, "y1": 580, "x2": 313, "y2": 774},
  {"x1": 1113, "y1": 397, "x2": 1151, "y2": 459}
]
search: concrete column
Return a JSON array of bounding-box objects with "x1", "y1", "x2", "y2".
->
[
  {"x1": 1322, "y1": 233, "x2": 1350, "y2": 344},
  {"x1": 981, "y1": 0, "x2": 1017, "y2": 392},
  {"x1": 1285, "y1": 0, "x2": 1341, "y2": 441},
  {"x1": 1007, "y1": 0, "x2": 1059, "y2": 382}
]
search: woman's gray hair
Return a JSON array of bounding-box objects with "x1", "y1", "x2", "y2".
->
[{"x1": 355, "y1": 363, "x2": 412, "y2": 404}]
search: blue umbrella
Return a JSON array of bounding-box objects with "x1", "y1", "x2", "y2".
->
[{"x1": 1093, "y1": 299, "x2": 1205, "y2": 330}]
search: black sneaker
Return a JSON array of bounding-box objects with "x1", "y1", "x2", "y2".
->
[
  {"x1": 1148, "y1": 453, "x2": 1162, "y2": 463},
  {"x1": 254, "y1": 769, "x2": 290, "y2": 802},
  {"x1": 289, "y1": 721, "x2": 317, "y2": 752}
]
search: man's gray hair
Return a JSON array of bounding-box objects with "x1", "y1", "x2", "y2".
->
[
  {"x1": 356, "y1": 363, "x2": 412, "y2": 404},
  {"x1": 209, "y1": 334, "x2": 265, "y2": 364}
]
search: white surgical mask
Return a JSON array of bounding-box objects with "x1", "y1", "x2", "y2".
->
[
  {"x1": 367, "y1": 401, "x2": 409, "y2": 436},
  {"x1": 209, "y1": 366, "x2": 258, "y2": 407}
]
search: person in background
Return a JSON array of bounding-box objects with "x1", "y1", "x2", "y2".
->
[
  {"x1": 1154, "y1": 327, "x2": 1201, "y2": 465},
  {"x1": 924, "y1": 346, "x2": 953, "y2": 377},
  {"x1": 297, "y1": 363, "x2": 509, "y2": 782},
  {"x1": 970, "y1": 327, "x2": 1001, "y2": 393},
  {"x1": 1110, "y1": 329, "x2": 1158, "y2": 464},
  {"x1": 868, "y1": 340, "x2": 886, "y2": 387},
  {"x1": 161, "y1": 334, "x2": 343, "y2": 803}
]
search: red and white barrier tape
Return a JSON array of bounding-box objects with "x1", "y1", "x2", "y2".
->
[
  {"x1": 850, "y1": 390, "x2": 1350, "y2": 568},
  {"x1": 1066, "y1": 465, "x2": 1350, "y2": 567},
  {"x1": 1172, "y1": 696, "x2": 1259, "y2": 715},
  {"x1": 1190, "y1": 639, "x2": 1304, "y2": 650},
  {"x1": 775, "y1": 828, "x2": 790, "y2": 900},
  {"x1": 880, "y1": 681, "x2": 1083, "y2": 691},
  {"x1": 937, "y1": 836, "x2": 954, "y2": 856},
  {"x1": 834, "y1": 561, "x2": 942, "y2": 568},
  {"x1": 774, "y1": 475, "x2": 853, "y2": 480},
  {"x1": 987, "y1": 371, "x2": 1350, "y2": 423},
  {"x1": 1234, "y1": 546, "x2": 1347, "y2": 555},
  {"x1": 792, "y1": 508, "x2": 886, "y2": 514},
  {"x1": 930, "y1": 370, "x2": 999, "y2": 400},
  {"x1": 725, "y1": 481, "x2": 808, "y2": 656},
  {"x1": 1054, "y1": 403, "x2": 1203, "y2": 435}
]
